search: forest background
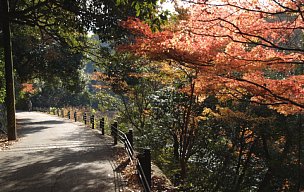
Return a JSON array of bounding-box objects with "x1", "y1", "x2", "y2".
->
[{"x1": 0, "y1": 0, "x2": 303, "y2": 191}]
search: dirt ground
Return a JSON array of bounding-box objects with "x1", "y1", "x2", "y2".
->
[
  {"x1": 0, "y1": 133, "x2": 19, "y2": 151},
  {"x1": 114, "y1": 147, "x2": 175, "y2": 192}
]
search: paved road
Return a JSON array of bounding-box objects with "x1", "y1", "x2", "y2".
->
[{"x1": 0, "y1": 111, "x2": 123, "y2": 192}]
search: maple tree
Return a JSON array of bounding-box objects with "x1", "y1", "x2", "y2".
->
[
  {"x1": 116, "y1": 0, "x2": 304, "y2": 190},
  {"x1": 118, "y1": 0, "x2": 304, "y2": 115}
]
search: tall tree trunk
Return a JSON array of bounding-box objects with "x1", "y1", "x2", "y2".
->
[
  {"x1": 257, "y1": 167, "x2": 275, "y2": 192},
  {"x1": 232, "y1": 128, "x2": 245, "y2": 190},
  {"x1": 233, "y1": 140, "x2": 256, "y2": 192},
  {"x1": 180, "y1": 158, "x2": 187, "y2": 184},
  {"x1": 297, "y1": 114, "x2": 302, "y2": 191},
  {"x1": 1, "y1": 0, "x2": 17, "y2": 140},
  {"x1": 173, "y1": 133, "x2": 179, "y2": 161}
]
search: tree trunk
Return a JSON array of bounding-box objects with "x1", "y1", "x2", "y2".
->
[
  {"x1": 233, "y1": 140, "x2": 256, "y2": 192},
  {"x1": 180, "y1": 158, "x2": 187, "y2": 184},
  {"x1": 173, "y1": 134, "x2": 179, "y2": 161},
  {"x1": 297, "y1": 114, "x2": 302, "y2": 191},
  {"x1": 1, "y1": 0, "x2": 17, "y2": 140},
  {"x1": 257, "y1": 168, "x2": 273, "y2": 192}
]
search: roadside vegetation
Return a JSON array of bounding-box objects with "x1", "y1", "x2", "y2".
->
[{"x1": 1, "y1": 0, "x2": 303, "y2": 191}]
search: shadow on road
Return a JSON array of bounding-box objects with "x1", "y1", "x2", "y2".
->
[
  {"x1": 0, "y1": 146, "x2": 117, "y2": 192},
  {"x1": 0, "y1": 112, "x2": 124, "y2": 192},
  {"x1": 16, "y1": 115, "x2": 65, "y2": 138},
  {"x1": 18, "y1": 120, "x2": 66, "y2": 126}
]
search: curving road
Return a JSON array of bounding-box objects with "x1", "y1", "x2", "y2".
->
[{"x1": 0, "y1": 111, "x2": 123, "y2": 192}]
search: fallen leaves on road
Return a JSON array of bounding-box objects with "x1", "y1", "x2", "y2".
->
[
  {"x1": 0, "y1": 133, "x2": 18, "y2": 151},
  {"x1": 114, "y1": 147, "x2": 175, "y2": 191}
]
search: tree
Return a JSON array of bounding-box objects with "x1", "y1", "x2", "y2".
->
[
  {"x1": 1, "y1": 0, "x2": 16, "y2": 140},
  {"x1": 12, "y1": 26, "x2": 84, "y2": 91},
  {"x1": 0, "y1": 0, "x2": 166, "y2": 140},
  {"x1": 96, "y1": 50, "x2": 207, "y2": 187},
  {"x1": 95, "y1": 53, "x2": 161, "y2": 134},
  {"x1": 118, "y1": 0, "x2": 304, "y2": 115},
  {"x1": 117, "y1": 0, "x2": 304, "y2": 190}
]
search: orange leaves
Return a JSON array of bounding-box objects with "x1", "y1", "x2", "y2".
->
[
  {"x1": 240, "y1": 73, "x2": 304, "y2": 114},
  {"x1": 118, "y1": 0, "x2": 304, "y2": 115},
  {"x1": 119, "y1": 17, "x2": 153, "y2": 37},
  {"x1": 91, "y1": 71, "x2": 104, "y2": 81},
  {"x1": 118, "y1": 17, "x2": 175, "y2": 59},
  {"x1": 21, "y1": 83, "x2": 35, "y2": 94}
]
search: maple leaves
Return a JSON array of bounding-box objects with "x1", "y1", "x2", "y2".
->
[
  {"x1": 111, "y1": 2, "x2": 304, "y2": 189},
  {"x1": 118, "y1": 0, "x2": 304, "y2": 115},
  {"x1": 21, "y1": 83, "x2": 35, "y2": 94}
]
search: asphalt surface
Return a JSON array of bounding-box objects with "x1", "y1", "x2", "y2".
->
[{"x1": 0, "y1": 111, "x2": 123, "y2": 192}]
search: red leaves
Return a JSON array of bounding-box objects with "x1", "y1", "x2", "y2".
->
[
  {"x1": 118, "y1": 1, "x2": 304, "y2": 115},
  {"x1": 21, "y1": 83, "x2": 35, "y2": 94},
  {"x1": 119, "y1": 17, "x2": 153, "y2": 37}
]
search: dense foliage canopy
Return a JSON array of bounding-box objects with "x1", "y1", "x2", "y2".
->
[
  {"x1": 1, "y1": 0, "x2": 303, "y2": 190},
  {"x1": 111, "y1": 0, "x2": 304, "y2": 191},
  {"x1": 119, "y1": 0, "x2": 304, "y2": 115}
]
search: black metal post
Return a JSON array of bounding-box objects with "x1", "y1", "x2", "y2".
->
[
  {"x1": 83, "y1": 113, "x2": 87, "y2": 125},
  {"x1": 143, "y1": 148, "x2": 151, "y2": 188},
  {"x1": 91, "y1": 115, "x2": 95, "y2": 129},
  {"x1": 74, "y1": 111, "x2": 77, "y2": 122},
  {"x1": 68, "y1": 111, "x2": 70, "y2": 119},
  {"x1": 127, "y1": 129, "x2": 133, "y2": 147},
  {"x1": 100, "y1": 118, "x2": 105, "y2": 135},
  {"x1": 113, "y1": 121, "x2": 118, "y2": 145},
  {"x1": 137, "y1": 148, "x2": 152, "y2": 190}
]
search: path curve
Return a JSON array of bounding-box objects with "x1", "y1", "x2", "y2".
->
[{"x1": 0, "y1": 111, "x2": 123, "y2": 192}]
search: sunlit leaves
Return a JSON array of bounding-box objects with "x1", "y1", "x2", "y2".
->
[{"x1": 119, "y1": 0, "x2": 304, "y2": 115}]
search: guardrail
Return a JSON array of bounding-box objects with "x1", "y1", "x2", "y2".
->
[
  {"x1": 34, "y1": 107, "x2": 152, "y2": 191},
  {"x1": 111, "y1": 122, "x2": 151, "y2": 192}
]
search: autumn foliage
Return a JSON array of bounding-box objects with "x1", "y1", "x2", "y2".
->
[
  {"x1": 21, "y1": 83, "x2": 35, "y2": 94},
  {"x1": 118, "y1": 0, "x2": 304, "y2": 115}
]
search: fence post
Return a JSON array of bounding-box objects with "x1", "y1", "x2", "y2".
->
[
  {"x1": 57, "y1": 109, "x2": 59, "y2": 116},
  {"x1": 126, "y1": 129, "x2": 133, "y2": 147},
  {"x1": 83, "y1": 113, "x2": 87, "y2": 125},
  {"x1": 112, "y1": 121, "x2": 118, "y2": 145},
  {"x1": 100, "y1": 118, "x2": 105, "y2": 135},
  {"x1": 143, "y1": 148, "x2": 151, "y2": 188},
  {"x1": 138, "y1": 148, "x2": 151, "y2": 190},
  {"x1": 74, "y1": 111, "x2": 77, "y2": 122},
  {"x1": 91, "y1": 115, "x2": 95, "y2": 129},
  {"x1": 61, "y1": 109, "x2": 64, "y2": 118},
  {"x1": 68, "y1": 111, "x2": 70, "y2": 119}
]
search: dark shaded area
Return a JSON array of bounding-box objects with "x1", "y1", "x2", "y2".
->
[
  {"x1": 16, "y1": 119, "x2": 59, "y2": 138},
  {"x1": 0, "y1": 112, "x2": 125, "y2": 192},
  {"x1": 18, "y1": 120, "x2": 66, "y2": 126},
  {"x1": 0, "y1": 146, "x2": 115, "y2": 192}
]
